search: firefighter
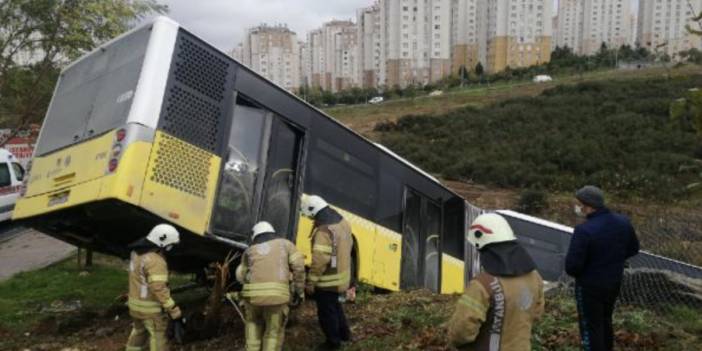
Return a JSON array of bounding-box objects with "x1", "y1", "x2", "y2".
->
[
  {"x1": 448, "y1": 213, "x2": 545, "y2": 351},
  {"x1": 301, "y1": 195, "x2": 353, "y2": 350},
  {"x1": 125, "y1": 223, "x2": 182, "y2": 351},
  {"x1": 235, "y1": 221, "x2": 305, "y2": 351}
]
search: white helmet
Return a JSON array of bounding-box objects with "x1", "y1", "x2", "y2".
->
[
  {"x1": 146, "y1": 224, "x2": 180, "y2": 250},
  {"x1": 252, "y1": 221, "x2": 275, "y2": 239},
  {"x1": 467, "y1": 213, "x2": 516, "y2": 249},
  {"x1": 300, "y1": 194, "x2": 328, "y2": 218}
]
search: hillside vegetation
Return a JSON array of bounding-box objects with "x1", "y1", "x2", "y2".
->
[{"x1": 376, "y1": 74, "x2": 702, "y2": 202}]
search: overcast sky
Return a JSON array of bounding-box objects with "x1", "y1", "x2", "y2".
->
[
  {"x1": 146, "y1": 0, "x2": 637, "y2": 54},
  {"x1": 146, "y1": 0, "x2": 371, "y2": 53}
]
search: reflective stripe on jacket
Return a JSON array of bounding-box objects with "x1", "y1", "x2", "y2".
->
[
  {"x1": 238, "y1": 238, "x2": 306, "y2": 306},
  {"x1": 308, "y1": 219, "x2": 353, "y2": 293},
  {"x1": 448, "y1": 270, "x2": 544, "y2": 351},
  {"x1": 128, "y1": 251, "x2": 175, "y2": 318}
]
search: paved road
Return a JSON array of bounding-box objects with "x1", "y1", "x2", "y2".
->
[{"x1": 0, "y1": 227, "x2": 75, "y2": 281}]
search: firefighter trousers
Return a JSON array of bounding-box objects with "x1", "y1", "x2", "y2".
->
[
  {"x1": 314, "y1": 290, "x2": 351, "y2": 347},
  {"x1": 244, "y1": 302, "x2": 289, "y2": 351},
  {"x1": 125, "y1": 314, "x2": 169, "y2": 351}
]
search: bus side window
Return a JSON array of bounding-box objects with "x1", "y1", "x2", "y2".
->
[
  {"x1": 0, "y1": 163, "x2": 11, "y2": 187},
  {"x1": 11, "y1": 163, "x2": 24, "y2": 181}
]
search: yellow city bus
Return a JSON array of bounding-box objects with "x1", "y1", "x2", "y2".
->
[{"x1": 14, "y1": 17, "x2": 468, "y2": 293}]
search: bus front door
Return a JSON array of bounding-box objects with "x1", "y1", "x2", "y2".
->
[
  {"x1": 259, "y1": 117, "x2": 304, "y2": 240},
  {"x1": 401, "y1": 188, "x2": 441, "y2": 292}
]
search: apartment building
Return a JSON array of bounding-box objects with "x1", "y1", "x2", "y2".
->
[
  {"x1": 229, "y1": 43, "x2": 244, "y2": 63},
  {"x1": 582, "y1": 0, "x2": 632, "y2": 54},
  {"x1": 240, "y1": 24, "x2": 301, "y2": 91},
  {"x1": 336, "y1": 26, "x2": 360, "y2": 91},
  {"x1": 450, "y1": 0, "x2": 486, "y2": 74},
  {"x1": 357, "y1": 4, "x2": 385, "y2": 88},
  {"x1": 319, "y1": 20, "x2": 357, "y2": 92},
  {"x1": 299, "y1": 41, "x2": 311, "y2": 88},
  {"x1": 381, "y1": 0, "x2": 452, "y2": 88},
  {"x1": 629, "y1": 13, "x2": 638, "y2": 45},
  {"x1": 307, "y1": 29, "x2": 325, "y2": 88},
  {"x1": 638, "y1": 0, "x2": 702, "y2": 58},
  {"x1": 555, "y1": 0, "x2": 583, "y2": 51},
  {"x1": 484, "y1": 0, "x2": 553, "y2": 73}
]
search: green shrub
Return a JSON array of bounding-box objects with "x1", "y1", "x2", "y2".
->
[
  {"x1": 517, "y1": 189, "x2": 549, "y2": 214},
  {"x1": 377, "y1": 75, "x2": 702, "y2": 201}
]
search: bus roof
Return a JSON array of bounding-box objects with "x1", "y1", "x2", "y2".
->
[{"x1": 496, "y1": 210, "x2": 575, "y2": 234}]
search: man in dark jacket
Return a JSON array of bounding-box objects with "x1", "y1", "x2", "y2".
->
[{"x1": 566, "y1": 185, "x2": 639, "y2": 351}]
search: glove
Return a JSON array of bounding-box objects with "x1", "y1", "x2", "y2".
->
[
  {"x1": 168, "y1": 305, "x2": 182, "y2": 320},
  {"x1": 224, "y1": 292, "x2": 237, "y2": 302},
  {"x1": 172, "y1": 317, "x2": 187, "y2": 344}
]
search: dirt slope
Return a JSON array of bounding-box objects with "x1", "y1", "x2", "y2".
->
[{"x1": 4, "y1": 288, "x2": 699, "y2": 351}]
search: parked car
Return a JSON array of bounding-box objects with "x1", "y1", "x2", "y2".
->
[
  {"x1": 0, "y1": 148, "x2": 25, "y2": 222},
  {"x1": 369, "y1": 96, "x2": 384, "y2": 104},
  {"x1": 533, "y1": 75, "x2": 553, "y2": 83},
  {"x1": 429, "y1": 90, "x2": 443, "y2": 97}
]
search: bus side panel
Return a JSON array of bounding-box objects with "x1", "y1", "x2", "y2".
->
[
  {"x1": 335, "y1": 209, "x2": 376, "y2": 288},
  {"x1": 373, "y1": 227, "x2": 402, "y2": 291},
  {"x1": 140, "y1": 131, "x2": 221, "y2": 235},
  {"x1": 296, "y1": 216, "x2": 314, "y2": 264},
  {"x1": 441, "y1": 253, "x2": 465, "y2": 294},
  {"x1": 98, "y1": 141, "x2": 153, "y2": 206}
]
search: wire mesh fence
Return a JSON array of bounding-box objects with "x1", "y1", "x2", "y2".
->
[{"x1": 466, "y1": 202, "x2": 702, "y2": 317}]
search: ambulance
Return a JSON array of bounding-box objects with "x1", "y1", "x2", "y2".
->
[{"x1": 0, "y1": 148, "x2": 25, "y2": 222}]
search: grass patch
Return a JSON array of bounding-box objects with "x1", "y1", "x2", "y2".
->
[
  {"x1": 0, "y1": 252, "x2": 192, "y2": 331},
  {"x1": 0, "y1": 254, "x2": 126, "y2": 330}
]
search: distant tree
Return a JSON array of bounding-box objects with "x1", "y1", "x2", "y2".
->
[
  {"x1": 458, "y1": 65, "x2": 470, "y2": 87},
  {"x1": 680, "y1": 48, "x2": 702, "y2": 64},
  {"x1": 475, "y1": 62, "x2": 484, "y2": 76},
  {"x1": 685, "y1": 6, "x2": 702, "y2": 36},
  {"x1": 0, "y1": 0, "x2": 166, "y2": 137},
  {"x1": 475, "y1": 62, "x2": 485, "y2": 83}
]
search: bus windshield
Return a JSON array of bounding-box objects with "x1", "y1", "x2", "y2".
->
[{"x1": 34, "y1": 26, "x2": 151, "y2": 156}]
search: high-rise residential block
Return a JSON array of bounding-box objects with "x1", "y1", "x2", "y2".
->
[
  {"x1": 555, "y1": 0, "x2": 582, "y2": 51},
  {"x1": 638, "y1": 0, "x2": 702, "y2": 58},
  {"x1": 484, "y1": 0, "x2": 553, "y2": 73},
  {"x1": 451, "y1": 0, "x2": 485, "y2": 73},
  {"x1": 320, "y1": 20, "x2": 358, "y2": 92},
  {"x1": 357, "y1": 4, "x2": 385, "y2": 88},
  {"x1": 240, "y1": 24, "x2": 301, "y2": 91},
  {"x1": 308, "y1": 29, "x2": 325, "y2": 88},
  {"x1": 382, "y1": 0, "x2": 452, "y2": 88}
]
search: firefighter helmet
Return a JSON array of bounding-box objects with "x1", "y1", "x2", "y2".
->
[
  {"x1": 467, "y1": 213, "x2": 516, "y2": 249},
  {"x1": 300, "y1": 194, "x2": 328, "y2": 218},
  {"x1": 146, "y1": 224, "x2": 180, "y2": 250},
  {"x1": 252, "y1": 221, "x2": 275, "y2": 239}
]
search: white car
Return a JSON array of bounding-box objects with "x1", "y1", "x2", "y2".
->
[
  {"x1": 0, "y1": 149, "x2": 25, "y2": 222},
  {"x1": 369, "y1": 96, "x2": 384, "y2": 104},
  {"x1": 533, "y1": 75, "x2": 553, "y2": 83},
  {"x1": 429, "y1": 90, "x2": 443, "y2": 97}
]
